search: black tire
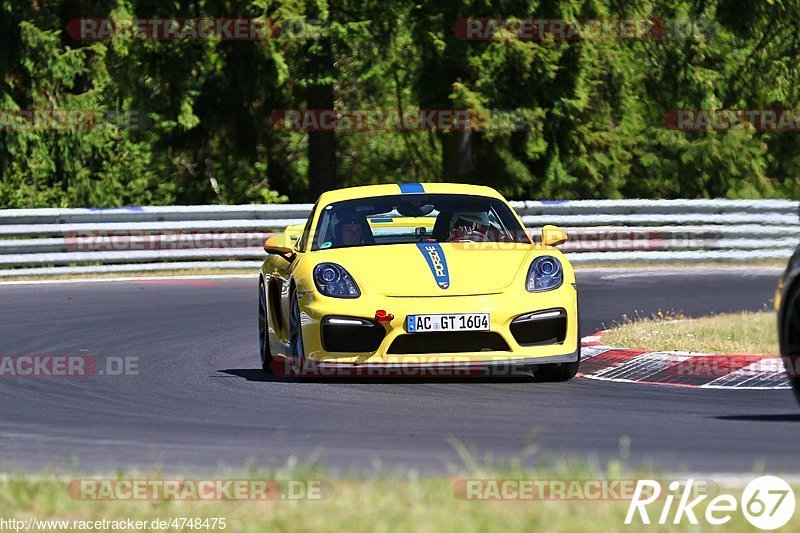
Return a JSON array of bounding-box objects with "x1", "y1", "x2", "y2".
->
[
  {"x1": 258, "y1": 277, "x2": 273, "y2": 373},
  {"x1": 289, "y1": 287, "x2": 304, "y2": 360},
  {"x1": 536, "y1": 308, "x2": 581, "y2": 382},
  {"x1": 536, "y1": 346, "x2": 581, "y2": 382},
  {"x1": 781, "y1": 284, "x2": 800, "y2": 406}
]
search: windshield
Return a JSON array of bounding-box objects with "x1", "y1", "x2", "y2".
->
[{"x1": 311, "y1": 194, "x2": 530, "y2": 251}]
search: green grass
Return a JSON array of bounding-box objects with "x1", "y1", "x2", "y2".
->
[
  {"x1": 602, "y1": 311, "x2": 779, "y2": 355},
  {"x1": 1, "y1": 460, "x2": 797, "y2": 532}
]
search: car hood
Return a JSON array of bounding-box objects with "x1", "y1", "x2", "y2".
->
[{"x1": 324, "y1": 243, "x2": 538, "y2": 297}]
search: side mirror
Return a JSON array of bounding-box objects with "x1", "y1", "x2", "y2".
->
[
  {"x1": 264, "y1": 234, "x2": 296, "y2": 262},
  {"x1": 284, "y1": 223, "x2": 305, "y2": 244},
  {"x1": 541, "y1": 225, "x2": 567, "y2": 247}
]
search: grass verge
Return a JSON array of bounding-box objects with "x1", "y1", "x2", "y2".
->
[
  {"x1": 1, "y1": 461, "x2": 797, "y2": 532},
  {"x1": 601, "y1": 311, "x2": 778, "y2": 355}
]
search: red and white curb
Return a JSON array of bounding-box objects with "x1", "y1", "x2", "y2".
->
[{"x1": 579, "y1": 331, "x2": 791, "y2": 389}]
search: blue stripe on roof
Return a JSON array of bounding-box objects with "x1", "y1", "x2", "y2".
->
[{"x1": 398, "y1": 183, "x2": 425, "y2": 194}]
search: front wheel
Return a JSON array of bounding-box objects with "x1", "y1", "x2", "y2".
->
[
  {"x1": 258, "y1": 277, "x2": 273, "y2": 373},
  {"x1": 537, "y1": 311, "x2": 581, "y2": 382},
  {"x1": 289, "y1": 288, "x2": 304, "y2": 360},
  {"x1": 535, "y1": 349, "x2": 581, "y2": 382}
]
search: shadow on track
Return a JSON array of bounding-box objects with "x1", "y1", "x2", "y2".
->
[
  {"x1": 218, "y1": 368, "x2": 548, "y2": 385},
  {"x1": 714, "y1": 414, "x2": 800, "y2": 422},
  {"x1": 216, "y1": 369, "x2": 286, "y2": 382}
]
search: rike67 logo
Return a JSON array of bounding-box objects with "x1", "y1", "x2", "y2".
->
[{"x1": 626, "y1": 476, "x2": 795, "y2": 530}]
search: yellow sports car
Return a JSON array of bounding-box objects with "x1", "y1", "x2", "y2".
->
[{"x1": 258, "y1": 183, "x2": 579, "y2": 379}]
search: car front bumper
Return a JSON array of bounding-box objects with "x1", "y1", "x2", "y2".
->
[{"x1": 284, "y1": 283, "x2": 579, "y2": 368}]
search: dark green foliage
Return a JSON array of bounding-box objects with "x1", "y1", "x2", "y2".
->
[{"x1": 0, "y1": 0, "x2": 798, "y2": 206}]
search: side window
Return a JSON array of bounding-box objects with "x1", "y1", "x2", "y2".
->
[{"x1": 296, "y1": 203, "x2": 317, "y2": 252}]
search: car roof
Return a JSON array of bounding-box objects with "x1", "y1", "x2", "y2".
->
[{"x1": 316, "y1": 183, "x2": 507, "y2": 207}]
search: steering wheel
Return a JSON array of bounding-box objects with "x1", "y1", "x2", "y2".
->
[
  {"x1": 448, "y1": 225, "x2": 491, "y2": 243},
  {"x1": 447, "y1": 226, "x2": 472, "y2": 242}
]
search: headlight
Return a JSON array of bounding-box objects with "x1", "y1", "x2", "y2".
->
[
  {"x1": 313, "y1": 263, "x2": 360, "y2": 298},
  {"x1": 526, "y1": 256, "x2": 563, "y2": 292}
]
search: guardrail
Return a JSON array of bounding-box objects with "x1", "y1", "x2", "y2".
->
[{"x1": 0, "y1": 199, "x2": 797, "y2": 277}]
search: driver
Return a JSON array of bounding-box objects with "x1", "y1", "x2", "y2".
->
[
  {"x1": 337, "y1": 214, "x2": 373, "y2": 246},
  {"x1": 341, "y1": 220, "x2": 363, "y2": 246}
]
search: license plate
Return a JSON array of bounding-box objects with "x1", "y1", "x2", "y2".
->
[{"x1": 406, "y1": 313, "x2": 490, "y2": 333}]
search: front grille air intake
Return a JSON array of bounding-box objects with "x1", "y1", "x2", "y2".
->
[
  {"x1": 510, "y1": 308, "x2": 567, "y2": 346},
  {"x1": 387, "y1": 331, "x2": 510, "y2": 354},
  {"x1": 321, "y1": 316, "x2": 385, "y2": 353}
]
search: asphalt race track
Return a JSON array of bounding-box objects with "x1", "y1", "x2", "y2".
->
[{"x1": 1, "y1": 268, "x2": 798, "y2": 474}]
